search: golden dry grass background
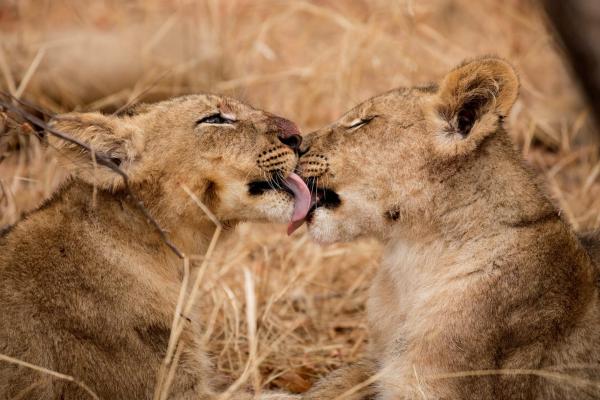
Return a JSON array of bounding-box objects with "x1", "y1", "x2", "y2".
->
[{"x1": 2, "y1": 0, "x2": 600, "y2": 395}]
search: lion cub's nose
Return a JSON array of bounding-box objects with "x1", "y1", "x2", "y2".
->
[
  {"x1": 278, "y1": 133, "x2": 302, "y2": 150},
  {"x1": 271, "y1": 116, "x2": 303, "y2": 150}
]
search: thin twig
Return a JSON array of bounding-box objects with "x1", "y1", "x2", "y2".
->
[
  {"x1": 0, "y1": 46, "x2": 17, "y2": 95},
  {"x1": 15, "y1": 47, "x2": 46, "y2": 99},
  {"x1": 153, "y1": 256, "x2": 190, "y2": 400},
  {"x1": 244, "y1": 267, "x2": 260, "y2": 392},
  {"x1": 216, "y1": 318, "x2": 306, "y2": 400},
  {"x1": 1, "y1": 90, "x2": 55, "y2": 119},
  {"x1": 428, "y1": 368, "x2": 600, "y2": 392},
  {"x1": 112, "y1": 69, "x2": 174, "y2": 116},
  {"x1": 158, "y1": 342, "x2": 185, "y2": 400},
  {"x1": 331, "y1": 364, "x2": 392, "y2": 400},
  {"x1": 156, "y1": 185, "x2": 223, "y2": 399}
]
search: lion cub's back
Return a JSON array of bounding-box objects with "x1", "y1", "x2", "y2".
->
[{"x1": 0, "y1": 213, "x2": 181, "y2": 399}]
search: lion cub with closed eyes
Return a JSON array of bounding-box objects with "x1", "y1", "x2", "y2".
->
[
  {"x1": 296, "y1": 57, "x2": 600, "y2": 399},
  {"x1": 0, "y1": 95, "x2": 307, "y2": 400}
]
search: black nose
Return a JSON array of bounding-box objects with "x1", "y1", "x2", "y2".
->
[{"x1": 278, "y1": 133, "x2": 302, "y2": 150}]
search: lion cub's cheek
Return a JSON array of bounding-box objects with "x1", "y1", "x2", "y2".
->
[{"x1": 253, "y1": 191, "x2": 296, "y2": 224}]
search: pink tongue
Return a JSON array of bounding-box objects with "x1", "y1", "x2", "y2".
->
[{"x1": 284, "y1": 172, "x2": 311, "y2": 235}]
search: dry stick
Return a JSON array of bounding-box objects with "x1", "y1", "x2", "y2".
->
[
  {"x1": 0, "y1": 354, "x2": 99, "y2": 400},
  {"x1": 142, "y1": 14, "x2": 178, "y2": 56},
  {"x1": 331, "y1": 365, "x2": 395, "y2": 400},
  {"x1": 428, "y1": 368, "x2": 600, "y2": 393},
  {"x1": 156, "y1": 185, "x2": 223, "y2": 399},
  {"x1": 0, "y1": 90, "x2": 55, "y2": 126},
  {"x1": 220, "y1": 283, "x2": 243, "y2": 369},
  {"x1": 153, "y1": 256, "x2": 190, "y2": 400},
  {"x1": 369, "y1": 367, "x2": 600, "y2": 398},
  {"x1": 413, "y1": 365, "x2": 428, "y2": 400},
  {"x1": 201, "y1": 294, "x2": 225, "y2": 346},
  {"x1": 0, "y1": 46, "x2": 17, "y2": 95},
  {"x1": 112, "y1": 69, "x2": 174, "y2": 116},
  {"x1": 217, "y1": 318, "x2": 307, "y2": 400},
  {"x1": 90, "y1": 148, "x2": 98, "y2": 208},
  {"x1": 243, "y1": 268, "x2": 260, "y2": 393},
  {"x1": 158, "y1": 341, "x2": 185, "y2": 400},
  {"x1": 217, "y1": 271, "x2": 259, "y2": 400},
  {"x1": 171, "y1": 188, "x2": 221, "y2": 329},
  {"x1": 0, "y1": 179, "x2": 8, "y2": 207},
  {"x1": 15, "y1": 47, "x2": 46, "y2": 100},
  {"x1": 0, "y1": 94, "x2": 184, "y2": 259}
]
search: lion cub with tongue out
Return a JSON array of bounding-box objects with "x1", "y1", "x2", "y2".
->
[
  {"x1": 0, "y1": 94, "x2": 309, "y2": 400},
  {"x1": 296, "y1": 57, "x2": 600, "y2": 399}
]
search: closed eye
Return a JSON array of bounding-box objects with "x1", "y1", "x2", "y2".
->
[
  {"x1": 346, "y1": 116, "x2": 375, "y2": 130},
  {"x1": 196, "y1": 113, "x2": 236, "y2": 125}
]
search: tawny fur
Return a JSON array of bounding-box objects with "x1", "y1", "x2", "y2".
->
[
  {"x1": 298, "y1": 57, "x2": 600, "y2": 399},
  {"x1": 0, "y1": 95, "x2": 300, "y2": 400}
]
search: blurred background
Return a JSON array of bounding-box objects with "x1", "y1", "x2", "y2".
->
[{"x1": 1, "y1": 0, "x2": 600, "y2": 394}]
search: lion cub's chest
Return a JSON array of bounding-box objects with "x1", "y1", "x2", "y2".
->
[{"x1": 366, "y1": 240, "x2": 460, "y2": 357}]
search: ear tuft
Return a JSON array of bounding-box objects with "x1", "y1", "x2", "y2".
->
[
  {"x1": 48, "y1": 112, "x2": 144, "y2": 190},
  {"x1": 439, "y1": 56, "x2": 519, "y2": 120},
  {"x1": 431, "y1": 56, "x2": 519, "y2": 157}
]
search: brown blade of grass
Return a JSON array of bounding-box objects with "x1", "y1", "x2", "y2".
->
[{"x1": 0, "y1": 46, "x2": 16, "y2": 96}]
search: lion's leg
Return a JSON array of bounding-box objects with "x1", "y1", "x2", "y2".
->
[{"x1": 302, "y1": 359, "x2": 378, "y2": 400}]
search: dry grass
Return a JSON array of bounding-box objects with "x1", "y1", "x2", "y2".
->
[{"x1": 1, "y1": 0, "x2": 600, "y2": 396}]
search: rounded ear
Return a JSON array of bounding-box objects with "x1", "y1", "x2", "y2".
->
[
  {"x1": 48, "y1": 112, "x2": 144, "y2": 190},
  {"x1": 430, "y1": 56, "x2": 519, "y2": 157}
]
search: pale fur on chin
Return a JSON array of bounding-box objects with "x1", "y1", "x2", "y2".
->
[
  {"x1": 307, "y1": 209, "x2": 345, "y2": 244},
  {"x1": 307, "y1": 193, "x2": 386, "y2": 244},
  {"x1": 256, "y1": 191, "x2": 296, "y2": 224}
]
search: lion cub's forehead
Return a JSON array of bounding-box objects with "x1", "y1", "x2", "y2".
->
[
  {"x1": 134, "y1": 94, "x2": 259, "y2": 118},
  {"x1": 337, "y1": 87, "x2": 433, "y2": 125}
]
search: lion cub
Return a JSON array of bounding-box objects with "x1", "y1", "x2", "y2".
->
[
  {"x1": 296, "y1": 58, "x2": 600, "y2": 399},
  {"x1": 0, "y1": 95, "x2": 307, "y2": 399}
]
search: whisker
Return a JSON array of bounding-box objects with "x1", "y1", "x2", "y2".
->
[
  {"x1": 243, "y1": 167, "x2": 254, "y2": 183},
  {"x1": 264, "y1": 170, "x2": 275, "y2": 191},
  {"x1": 267, "y1": 171, "x2": 278, "y2": 192},
  {"x1": 318, "y1": 176, "x2": 324, "y2": 201},
  {"x1": 272, "y1": 172, "x2": 280, "y2": 190},
  {"x1": 274, "y1": 170, "x2": 285, "y2": 191}
]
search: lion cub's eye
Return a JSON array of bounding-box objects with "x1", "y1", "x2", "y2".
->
[
  {"x1": 346, "y1": 116, "x2": 375, "y2": 130},
  {"x1": 196, "y1": 113, "x2": 236, "y2": 125}
]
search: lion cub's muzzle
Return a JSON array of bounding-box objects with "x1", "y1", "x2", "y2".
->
[
  {"x1": 296, "y1": 152, "x2": 340, "y2": 220},
  {"x1": 256, "y1": 145, "x2": 297, "y2": 176},
  {"x1": 248, "y1": 117, "x2": 305, "y2": 198},
  {"x1": 297, "y1": 152, "x2": 329, "y2": 179}
]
